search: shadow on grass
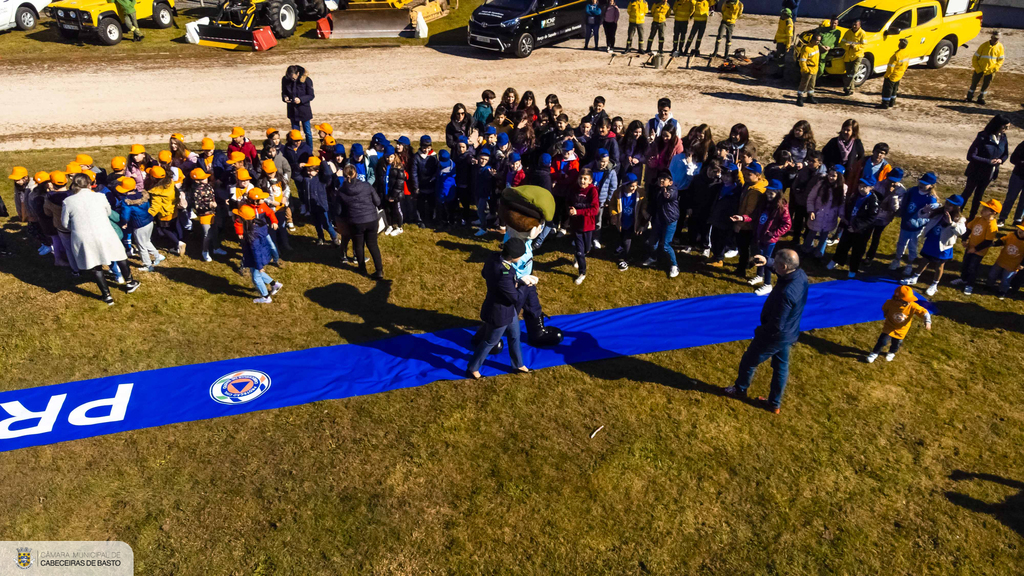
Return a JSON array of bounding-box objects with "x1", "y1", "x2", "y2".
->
[
  {"x1": 152, "y1": 265, "x2": 254, "y2": 298},
  {"x1": 701, "y1": 91, "x2": 792, "y2": 106},
  {"x1": 934, "y1": 299, "x2": 1024, "y2": 333},
  {"x1": 306, "y1": 280, "x2": 470, "y2": 343},
  {"x1": 798, "y1": 331, "x2": 865, "y2": 360},
  {"x1": 937, "y1": 105, "x2": 1024, "y2": 129},
  {"x1": 946, "y1": 469, "x2": 1024, "y2": 538}
]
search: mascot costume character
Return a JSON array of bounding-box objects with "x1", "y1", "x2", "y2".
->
[{"x1": 472, "y1": 185, "x2": 564, "y2": 353}]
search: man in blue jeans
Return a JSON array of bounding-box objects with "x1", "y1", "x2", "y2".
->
[
  {"x1": 724, "y1": 248, "x2": 808, "y2": 414},
  {"x1": 641, "y1": 170, "x2": 680, "y2": 278}
]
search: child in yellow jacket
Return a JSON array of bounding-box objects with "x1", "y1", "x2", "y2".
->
[
  {"x1": 645, "y1": 0, "x2": 671, "y2": 54},
  {"x1": 671, "y1": 0, "x2": 694, "y2": 55},
  {"x1": 879, "y1": 38, "x2": 910, "y2": 109},
  {"x1": 712, "y1": 0, "x2": 742, "y2": 58},
  {"x1": 866, "y1": 285, "x2": 931, "y2": 363},
  {"x1": 967, "y1": 30, "x2": 1005, "y2": 105},
  {"x1": 774, "y1": 8, "x2": 793, "y2": 55},
  {"x1": 625, "y1": 0, "x2": 649, "y2": 53},
  {"x1": 795, "y1": 31, "x2": 821, "y2": 106}
]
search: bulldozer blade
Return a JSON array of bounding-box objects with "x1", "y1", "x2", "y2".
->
[
  {"x1": 326, "y1": 8, "x2": 415, "y2": 38},
  {"x1": 192, "y1": 23, "x2": 257, "y2": 50}
]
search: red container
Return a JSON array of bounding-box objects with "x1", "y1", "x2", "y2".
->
[{"x1": 253, "y1": 27, "x2": 278, "y2": 51}]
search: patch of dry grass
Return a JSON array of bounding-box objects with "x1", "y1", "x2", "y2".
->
[{"x1": 0, "y1": 144, "x2": 1023, "y2": 574}]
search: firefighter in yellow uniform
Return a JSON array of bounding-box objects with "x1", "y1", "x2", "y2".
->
[
  {"x1": 879, "y1": 38, "x2": 910, "y2": 109},
  {"x1": 795, "y1": 31, "x2": 821, "y2": 107},
  {"x1": 625, "y1": 0, "x2": 649, "y2": 54},
  {"x1": 841, "y1": 19, "x2": 867, "y2": 95},
  {"x1": 967, "y1": 30, "x2": 1005, "y2": 105},
  {"x1": 670, "y1": 0, "x2": 694, "y2": 56},
  {"x1": 774, "y1": 8, "x2": 793, "y2": 56},
  {"x1": 645, "y1": 0, "x2": 671, "y2": 54},
  {"x1": 712, "y1": 0, "x2": 743, "y2": 58},
  {"x1": 682, "y1": 0, "x2": 710, "y2": 57}
]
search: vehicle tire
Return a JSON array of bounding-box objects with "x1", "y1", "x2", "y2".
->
[
  {"x1": 266, "y1": 0, "x2": 298, "y2": 39},
  {"x1": 929, "y1": 39, "x2": 954, "y2": 69},
  {"x1": 58, "y1": 25, "x2": 80, "y2": 39},
  {"x1": 305, "y1": 0, "x2": 327, "y2": 19},
  {"x1": 152, "y1": 2, "x2": 174, "y2": 29},
  {"x1": 514, "y1": 32, "x2": 534, "y2": 58},
  {"x1": 15, "y1": 6, "x2": 37, "y2": 30},
  {"x1": 97, "y1": 16, "x2": 123, "y2": 45},
  {"x1": 853, "y1": 55, "x2": 872, "y2": 87}
]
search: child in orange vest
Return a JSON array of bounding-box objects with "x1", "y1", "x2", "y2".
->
[{"x1": 866, "y1": 285, "x2": 931, "y2": 363}]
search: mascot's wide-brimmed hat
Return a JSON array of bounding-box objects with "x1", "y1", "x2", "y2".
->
[{"x1": 500, "y1": 185, "x2": 556, "y2": 231}]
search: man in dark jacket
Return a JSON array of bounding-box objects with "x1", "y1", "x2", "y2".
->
[
  {"x1": 281, "y1": 66, "x2": 315, "y2": 149},
  {"x1": 410, "y1": 135, "x2": 439, "y2": 227},
  {"x1": 725, "y1": 248, "x2": 808, "y2": 413},
  {"x1": 466, "y1": 238, "x2": 530, "y2": 379}
]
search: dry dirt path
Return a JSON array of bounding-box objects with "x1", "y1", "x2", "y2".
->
[{"x1": 1, "y1": 15, "x2": 1021, "y2": 158}]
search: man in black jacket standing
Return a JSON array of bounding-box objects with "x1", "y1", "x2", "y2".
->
[
  {"x1": 467, "y1": 238, "x2": 531, "y2": 379},
  {"x1": 725, "y1": 248, "x2": 808, "y2": 414}
]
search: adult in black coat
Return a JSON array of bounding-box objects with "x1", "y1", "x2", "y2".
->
[
  {"x1": 466, "y1": 239, "x2": 530, "y2": 379},
  {"x1": 281, "y1": 65, "x2": 315, "y2": 149},
  {"x1": 962, "y1": 114, "x2": 1011, "y2": 220},
  {"x1": 338, "y1": 165, "x2": 384, "y2": 279},
  {"x1": 725, "y1": 248, "x2": 809, "y2": 413}
]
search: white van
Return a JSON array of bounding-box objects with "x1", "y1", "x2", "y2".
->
[{"x1": 0, "y1": 0, "x2": 51, "y2": 32}]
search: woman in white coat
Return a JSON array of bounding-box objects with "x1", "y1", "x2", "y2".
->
[{"x1": 61, "y1": 174, "x2": 140, "y2": 305}]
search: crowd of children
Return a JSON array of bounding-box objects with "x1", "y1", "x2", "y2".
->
[{"x1": 5, "y1": 90, "x2": 1024, "y2": 316}]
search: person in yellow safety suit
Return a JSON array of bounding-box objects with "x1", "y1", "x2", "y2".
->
[
  {"x1": 645, "y1": 0, "x2": 671, "y2": 54},
  {"x1": 967, "y1": 30, "x2": 1005, "y2": 105},
  {"x1": 879, "y1": 38, "x2": 910, "y2": 109},
  {"x1": 841, "y1": 19, "x2": 867, "y2": 95},
  {"x1": 682, "y1": 0, "x2": 710, "y2": 56},
  {"x1": 670, "y1": 0, "x2": 694, "y2": 56},
  {"x1": 774, "y1": 8, "x2": 793, "y2": 55},
  {"x1": 795, "y1": 31, "x2": 821, "y2": 107},
  {"x1": 624, "y1": 0, "x2": 649, "y2": 54},
  {"x1": 712, "y1": 0, "x2": 743, "y2": 58}
]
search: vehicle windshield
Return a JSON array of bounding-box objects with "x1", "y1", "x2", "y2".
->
[
  {"x1": 485, "y1": 0, "x2": 534, "y2": 11},
  {"x1": 838, "y1": 6, "x2": 895, "y2": 33}
]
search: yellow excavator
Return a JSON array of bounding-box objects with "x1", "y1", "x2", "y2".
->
[{"x1": 185, "y1": 0, "x2": 451, "y2": 50}]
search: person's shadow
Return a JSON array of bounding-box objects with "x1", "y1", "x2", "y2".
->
[
  {"x1": 946, "y1": 470, "x2": 1024, "y2": 537},
  {"x1": 933, "y1": 300, "x2": 1024, "y2": 334}
]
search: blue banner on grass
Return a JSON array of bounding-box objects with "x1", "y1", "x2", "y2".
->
[{"x1": 0, "y1": 279, "x2": 925, "y2": 453}]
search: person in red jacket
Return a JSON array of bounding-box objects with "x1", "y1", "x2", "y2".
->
[
  {"x1": 228, "y1": 127, "x2": 259, "y2": 164},
  {"x1": 568, "y1": 168, "x2": 600, "y2": 285}
]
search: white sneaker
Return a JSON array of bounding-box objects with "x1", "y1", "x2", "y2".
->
[
  {"x1": 574, "y1": 274, "x2": 586, "y2": 285},
  {"x1": 669, "y1": 266, "x2": 679, "y2": 278},
  {"x1": 964, "y1": 285, "x2": 974, "y2": 295},
  {"x1": 153, "y1": 254, "x2": 166, "y2": 267},
  {"x1": 826, "y1": 260, "x2": 837, "y2": 270},
  {"x1": 573, "y1": 258, "x2": 579, "y2": 269},
  {"x1": 724, "y1": 249, "x2": 739, "y2": 259},
  {"x1": 270, "y1": 282, "x2": 283, "y2": 296},
  {"x1": 253, "y1": 296, "x2": 273, "y2": 304},
  {"x1": 608, "y1": 47, "x2": 613, "y2": 54},
  {"x1": 286, "y1": 223, "x2": 295, "y2": 230},
  {"x1": 393, "y1": 228, "x2": 404, "y2": 236},
  {"x1": 950, "y1": 278, "x2": 964, "y2": 286},
  {"x1": 592, "y1": 239, "x2": 602, "y2": 249},
  {"x1": 903, "y1": 265, "x2": 913, "y2": 276},
  {"x1": 114, "y1": 275, "x2": 126, "y2": 285},
  {"x1": 755, "y1": 284, "x2": 773, "y2": 296},
  {"x1": 385, "y1": 226, "x2": 394, "y2": 236},
  {"x1": 865, "y1": 353, "x2": 878, "y2": 363},
  {"x1": 901, "y1": 275, "x2": 919, "y2": 285},
  {"x1": 888, "y1": 260, "x2": 900, "y2": 270},
  {"x1": 177, "y1": 241, "x2": 186, "y2": 256},
  {"x1": 556, "y1": 229, "x2": 566, "y2": 238},
  {"x1": 826, "y1": 238, "x2": 839, "y2": 247},
  {"x1": 679, "y1": 245, "x2": 693, "y2": 253},
  {"x1": 925, "y1": 283, "x2": 938, "y2": 296},
  {"x1": 885, "y1": 353, "x2": 896, "y2": 362},
  {"x1": 474, "y1": 228, "x2": 488, "y2": 237},
  {"x1": 747, "y1": 275, "x2": 764, "y2": 286},
  {"x1": 701, "y1": 248, "x2": 711, "y2": 258},
  {"x1": 213, "y1": 248, "x2": 227, "y2": 256},
  {"x1": 202, "y1": 252, "x2": 212, "y2": 262}
]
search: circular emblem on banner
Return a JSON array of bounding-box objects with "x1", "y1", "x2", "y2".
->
[
  {"x1": 759, "y1": 213, "x2": 769, "y2": 225},
  {"x1": 210, "y1": 370, "x2": 271, "y2": 405}
]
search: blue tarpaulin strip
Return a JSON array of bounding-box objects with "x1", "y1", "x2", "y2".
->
[{"x1": 0, "y1": 278, "x2": 927, "y2": 453}]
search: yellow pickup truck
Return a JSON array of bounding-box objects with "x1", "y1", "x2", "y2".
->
[{"x1": 812, "y1": 0, "x2": 984, "y2": 86}]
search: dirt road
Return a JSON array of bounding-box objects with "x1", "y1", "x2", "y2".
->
[{"x1": 2, "y1": 15, "x2": 1021, "y2": 159}]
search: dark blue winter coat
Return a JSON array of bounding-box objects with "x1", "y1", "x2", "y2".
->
[
  {"x1": 755, "y1": 267, "x2": 808, "y2": 345},
  {"x1": 281, "y1": 75, "x2": 315, "y2": 122},
  {"x1": 410, "y1": 152, "x2": 439, "y2": 194}
]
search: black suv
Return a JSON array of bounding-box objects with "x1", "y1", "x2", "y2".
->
[{"x1": 468, "y1": 0, "x2": 586, "y2": 58}]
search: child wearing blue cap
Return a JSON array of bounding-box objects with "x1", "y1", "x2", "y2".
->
[
  {"x1": 609, "y1": 173, "x2": 645, "y2": 271},
  {"x1": 435, "y1": 149, "x2": 458, "y2": 229},
  {"x1": 588, "y1": 147, "x2": 618, "y2": 249},
  {"x1": 865, "y1": 166, "x2": 906, "y2": 261},
  {"x1": 890, "y1": 171, "x2": 941, "y2": 276},
  {"x1": 903, "y1": 194, "x2": 967, "y2": 296},
  {"x1": 505, "y1": 152, "x2": 526, "y2": 188},
  {"x1": 827, "y1": 178, "x2": 879, "y2": 278},
  {"x1": 410, "y1": 135, "x2": 437, "y2": 228},
  {"x1": 473, "y1": 147, "x2": 497, "y2": 237},
  {"x1": 706, "y1": 162, "x2": 744, "y2": 267},
  {"x1": 744, "y1": 179, "x2": 791, "y2": 295}
]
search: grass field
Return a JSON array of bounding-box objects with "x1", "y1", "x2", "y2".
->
[
  {"x1": 0, "y1": 0, "x2": 481, "y2": 63},
  {"x1": 2, "y1": 143, "x2": 1024, "y2": 574}
]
